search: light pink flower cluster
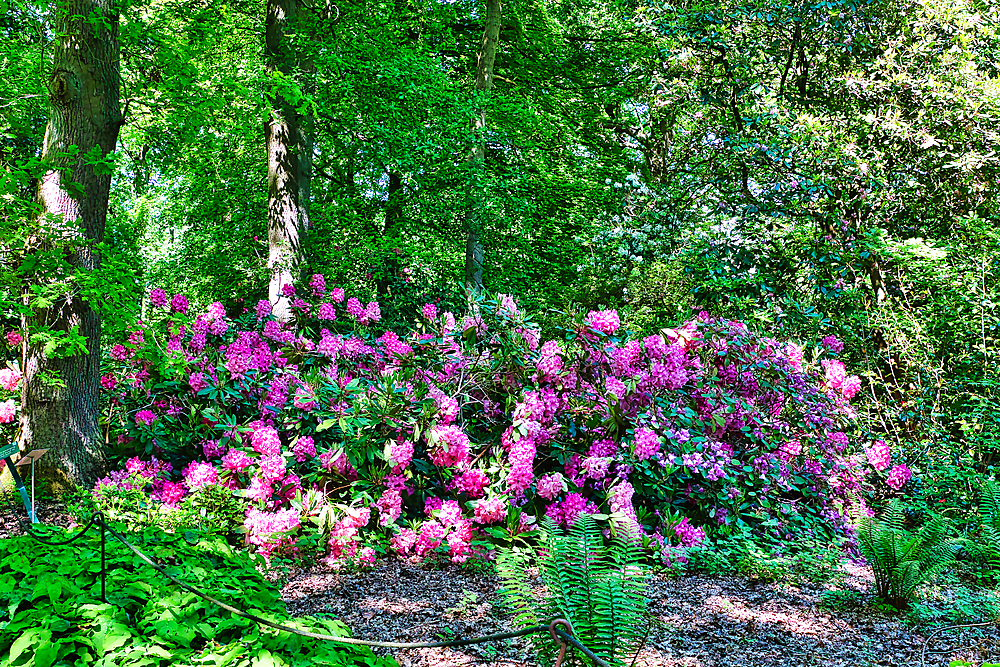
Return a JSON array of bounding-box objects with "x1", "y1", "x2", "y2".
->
[
  {"x1": 474, "y1": 497, "x2": 507, "y2": 524},
  {"x1": 327, "y1": 506, "x2": 371, "y2": 560},
  {"x1": 0, "y1": 399, "x2": 14, "y2": 424},
  {"x1": 505, "y1": 431, "x2": 536, "y2": 498},
  {"x1": 0, "y1": 368, "x2": 21, "y2": 392},
  {"x1": 183, "y1": 461, "x2": 219, "y2": 489},
  {"x1": 535, "y1": 473, "x2": 564, "y2": 500},
  {"x1": 245, "y1": 507, "x2": 301, "y2": 559}
]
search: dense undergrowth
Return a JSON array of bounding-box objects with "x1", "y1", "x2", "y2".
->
[{"x1": 0, "y1": 524, "x2": 395, "y2": 667}]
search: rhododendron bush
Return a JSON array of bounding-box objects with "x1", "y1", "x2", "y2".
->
[{"x1": 98, "y1": 279, "x2": 906, "y2": 564}]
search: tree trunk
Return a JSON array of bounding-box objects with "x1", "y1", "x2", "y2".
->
[
  {"x1": 21, "y1": 0, "x2": 122, "y2": 491},
  {"x1": 463, "y1": 0, "x2": 501, "y2": 290},
  {"x1": 266, "y1": 0, "x2": 308, "y2": 321}
]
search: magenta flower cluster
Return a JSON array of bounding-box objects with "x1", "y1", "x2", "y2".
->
[{"x1": 100, "y1": 282, "x2": 905, "y2": 565}]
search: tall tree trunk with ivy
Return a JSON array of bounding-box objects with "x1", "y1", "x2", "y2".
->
[
  {"x1": 266, "y1": 0, "x2": 310, "y2": 321},
  {"x1": 463, "y1": 0, "x2": 501, "y2": 290},
  {"x1": 20, "y1": 0, "x2": 122, "y2": 490}
]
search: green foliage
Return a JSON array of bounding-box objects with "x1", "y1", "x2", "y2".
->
[
  {"x1": 856, "y1": 501, "x2": 962, "y2": 610},
  {"x1": 72, "y1": 481, "x2": 251, "y2": 539},
  {"x1": 496, "y1": 515, "x2": 649, "y2": 666},
  {"x1": 906, "y1": 575, "x2": 1000, "y2": 628},
  {"x1": 959, "y1": 480, "x2": 1000, "y2": 580},
  {"x1": 685, "y1": 532, "x2": 848, "y2": 585},
  {"x1": 0, "y1": 525, "x2": 396, "y2": 667}
]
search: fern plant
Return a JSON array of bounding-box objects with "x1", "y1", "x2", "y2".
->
[
  {"x1": 496, "y1": 514, "x2": 649, "y2": 666},
  {"x1": 855, "y1": 501, "x2": 961, "y2": 610},
  {"x1": 964, "y1": 480, "x2": 1000, "y2": 575}
]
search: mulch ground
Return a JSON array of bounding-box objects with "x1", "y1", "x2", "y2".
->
[
  {"x1": 5, "y1": 499, "x2": 999, "y2": 667},
  {"x1": 281, "y1": 560, "x2": 1000, "y2": 667}
]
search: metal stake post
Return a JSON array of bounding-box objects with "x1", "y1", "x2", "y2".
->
[
  {"x1": 14, "y1": 449, "x2": 48, "y2": 523},
  {"x1": 30, "y1": 456, "x2": 36, "y2": 522}
]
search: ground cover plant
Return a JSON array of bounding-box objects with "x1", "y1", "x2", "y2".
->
[
  {"x1": 0, "y1": 524, "x2": 396, "y2": 667},
  {"x1": 92, "y1": 282, "x2": 906, "y2": 568}
]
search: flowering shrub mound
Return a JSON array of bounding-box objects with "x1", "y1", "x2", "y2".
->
[{"x1": 95, "y1": 280, "x2": 905, "y2": 565}]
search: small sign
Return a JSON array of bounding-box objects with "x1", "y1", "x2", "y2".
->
[
  {"x1": 0, "y1": 442, "x2": 17, "y2": 459},
  {"x1": 15, "y1": 449, "x2": 48, "y2": 466}
]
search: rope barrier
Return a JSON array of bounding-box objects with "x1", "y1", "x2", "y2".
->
[{"x1": 3, "y1": 505, "x2": 610, "y2": 666}]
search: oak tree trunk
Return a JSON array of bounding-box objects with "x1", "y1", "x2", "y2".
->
[
  {"x1": 266, "y1": 0, "x2": 310, "y2": 321},
  {"x1": 463, "y1": 0, "x2": 501, "y2": 290},
  {"x1": 21, "y1": 0, "x2": 122, "y2": 490}
]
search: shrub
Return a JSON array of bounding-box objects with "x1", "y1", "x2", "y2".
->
[
  {"x1": 496, "y1": 514, "x2": 649, "y2": 666},
  {"x1": 856, "y1": 501, "x2": 962, "y2": 610},
  {"x1": 0, "y1": 525, "x2": 396, "y2": 667},
  {"x1": 98, "y1": 281, "x2": 903, "y2": 565}
]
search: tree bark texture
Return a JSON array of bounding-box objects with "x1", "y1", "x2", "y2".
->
[
  {"x1": 266, "y1": 0, "x2": 311, "y2": 321},
  {"x1": 22, "y1": 0, "x2": 123, "y2": 490},
  {"x1": 463, "y1": 0, "x2": 501, "y2": 290}
]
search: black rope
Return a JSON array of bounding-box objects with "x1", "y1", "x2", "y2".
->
[
  {"x1": 5, "y1": 502, "x2": 103, "y2": 546},
  {"x1": 554, "y1": 628, "x2": 611, "y2": 667}
]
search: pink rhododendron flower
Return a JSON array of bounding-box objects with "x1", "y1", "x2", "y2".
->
[
  {"x1": 535, "y1": 473, "x2": 563, "y2": 500},
  {"x1": 633, "y1": 428, "x2": 660, "y2": 460},
  {"x1": 5, "y1": 330, "x2": 23, "y2": 347},
  {"x1": 156, "y1": 481, "x2": 186, "y2": 505},
  {"x1": 841, "y1": 375, "x2": 862, "y2": 399},
  {"x1": 0, "y1": 368, "x2": 22, "y2": 392},
  {"x1": 100, "y1": 373, "x2": 117, "y2": 390},
  {"x1": 821, "y1": 335, "x2": 844, "y2": 353},
  {"x1": 866, "y1": 441, "x2": 891, "y2": 471},
  {"x1": 391, "y1": 528, "x2": 418, "y2": 554},
  {"x1": 428, "y1": 424, "x2": 470, "y2": 468},
  {"x1": 292, "y1": 436, "x2": 316, "y2": 463},
  {"x1": 822, "y1": 359, "x2": 847, "y2": 390},
  {"x1": 673, "y1": 517, "x2": 707, "y2": 547},
  {"x1": 346, "y1": 298, "x2": 364, "y2": 318},
  {"x1": 453, "y1": 468, "x2": 489, "y2": 498},
  {"x1": 188, "y1": 372, "x2": 208, "y2": 393},
  {"x1": 134, "y1": 410, "x2": 157, "y2": 427},
  {"x1": 886, "y1": 464, "x2": 912, "y2": 490},
  {"x1": 222, "y1": 448, "x2": 253, "y2": 472},
  {"x1": 474, "y1": 497, "x2": 507, "y2": 524},
  {"x1": 255, "y1": 299, "x2": 272, "y2": 319},
  {"x1": 149, "y1": 288, "x2": 167, "y2": 308},
  {"x1": 309, "y1": 273, "x2": 326, "y2": 297},
  {"x1": 260, "y1": 454, "x2": 287, "y2": 481},
  {"x1": 422, "y1": 302, "x2": 438, "y2": 321},
  {"x1": 183, "y1": 461, "x2": 219, "y2": 489},
  {"x1": 318, "y1": 302, "x2": 337, "y2": 320},
  {"x1": 585, "y1": 309, "x2": 620, "y2": 334},
  {"x1": 251, "y1": 425, "x2": 282, "y2": 456},
  {"x1": 0, "y1": 399, "x2": 16, "y2": 424},
  {"x1": 170, "y1": 293, "x2": 189, "y2": 314}
]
